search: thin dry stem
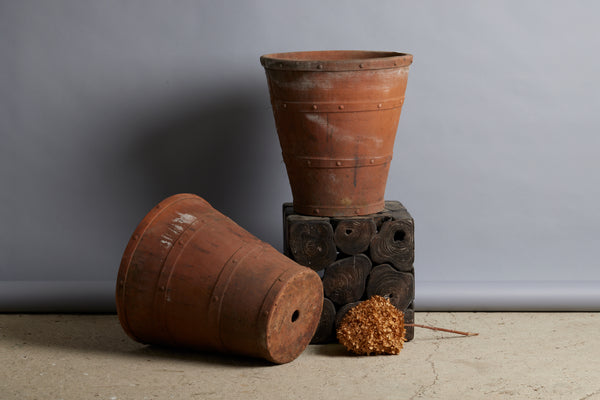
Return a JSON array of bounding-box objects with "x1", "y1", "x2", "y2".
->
[{"x1": 406, "y1": 323, "x2": 478, "y2": 336}]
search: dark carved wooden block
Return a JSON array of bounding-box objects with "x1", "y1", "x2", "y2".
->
[
  {"x1": 322, "y1": 254, "x2": 371, "y2": 306},
  {"x1": 404, "y1": 304, "x2": 415, "y2": 342},
  {"x1": 333, "y1": 217, "x2": 376, "y2": 255},
  {"x1": 334, "y1": 301, "x2": 362, "y2": 330},
  {"x1": 366, "y1": 264, "x2": 414, "y2": 311},
  {"x1": 370, "y1": 214, "x2": 414, "y2": 272},
  {"x1": 283, "y1": 201, "x2": 416, "y2": 343},
  {"x1": 287, "y1": 214, "x2": 337, "y2": 270},
  {"x1": 310, "y1": 297, "x2": 337, "y2": 344}
]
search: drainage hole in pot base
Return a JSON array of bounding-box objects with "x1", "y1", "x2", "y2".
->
[{"x1": 291, "y1": 310, "x2": 300, "y2": 323}]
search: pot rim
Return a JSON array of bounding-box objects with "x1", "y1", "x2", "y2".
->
[{"x1": 260, "y1": 50, "x2": 412, "y2": 71}]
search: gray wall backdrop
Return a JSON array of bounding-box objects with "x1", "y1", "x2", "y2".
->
[{"x1": 1, "y1": 1, "x2": 599, "y2": 311}]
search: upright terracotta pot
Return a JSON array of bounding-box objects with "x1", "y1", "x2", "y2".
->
[
  {"x1": 261, "y1": 50, "x2": 413, "y2": 217},
  {"x1": 116, "y1": 194, "x2": 323, "y2": 364}
]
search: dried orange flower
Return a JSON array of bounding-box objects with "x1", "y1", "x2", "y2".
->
[{"x1": 336, "y1": 295, "x2": 406, "y2": 355}]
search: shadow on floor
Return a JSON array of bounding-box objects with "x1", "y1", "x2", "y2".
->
[
  {"x1": 0, "y1": 314, "x2": 272, "y2": 368},
  {"x1": 310, "y1": 343, "x2": 357, "y2": 358}
]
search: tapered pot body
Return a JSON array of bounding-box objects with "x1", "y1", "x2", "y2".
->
[
  {"x1": 261, "y1": 50, "x2": 413, "y2": 216},
  {"x1": 116, "y1": 194, "x2": 323, "y2": 364}
]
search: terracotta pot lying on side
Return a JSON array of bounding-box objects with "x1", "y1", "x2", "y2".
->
[{"x1": 116, "y1": 193, "x2": 323, "y2": 364}]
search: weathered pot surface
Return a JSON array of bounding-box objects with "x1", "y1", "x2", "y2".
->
[
  {"x1": 116, "y1": 193, "x2": 323, "y2": 364},
  {"x1": 261, "y1": 50, "x2": 413, "y2": 217}
]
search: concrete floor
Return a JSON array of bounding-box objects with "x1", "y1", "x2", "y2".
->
[{"x1": 1, "y1": 313, "x2": 599, "y2": 400}]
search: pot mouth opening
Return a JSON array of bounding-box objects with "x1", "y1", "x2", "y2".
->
[{"x1": 260, "y1": 50, "x2": 412, "y2": 71}]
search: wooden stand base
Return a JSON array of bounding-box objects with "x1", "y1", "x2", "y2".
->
[{"x1": 283, "y1": 201, "x2": 416, "y2": 343}]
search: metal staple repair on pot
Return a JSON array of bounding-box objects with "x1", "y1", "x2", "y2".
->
[{"x1": 260, "y1": 50, "x2": 413, "y2": 217}]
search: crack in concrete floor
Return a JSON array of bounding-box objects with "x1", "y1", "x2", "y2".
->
[
  {"x1": 580, "y1": 388, "x2": 600, "y2": 400},
  {"x1": 409, "y1": 339, "x2": 440, "y2": 399}
]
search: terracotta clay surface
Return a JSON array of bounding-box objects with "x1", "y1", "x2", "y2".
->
[
  {"x1": 261, "y1": 50, "x2": 413, "y2": 217},
  {"x1": 116, "y1": 193, "x2": 323, "y2": 364}
]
